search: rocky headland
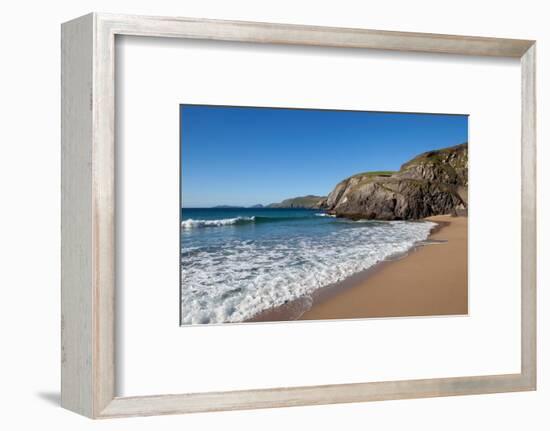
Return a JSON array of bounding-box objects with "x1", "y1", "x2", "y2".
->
[{"x1": 318, "y1": 143, "x2": 468, "y2": 220}]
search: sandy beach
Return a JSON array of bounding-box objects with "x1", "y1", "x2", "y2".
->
[{"x1": 297, "y1": 215, "x2": 468, "y2": 320}]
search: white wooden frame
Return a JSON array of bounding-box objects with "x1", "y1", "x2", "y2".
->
[{"x1": 61, "y1": 12, "x2": 536, "y2": 419}]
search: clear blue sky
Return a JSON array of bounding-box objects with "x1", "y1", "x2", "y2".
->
[{"x1": 180, "y1": 105, "x2": 468, "y2": 208}]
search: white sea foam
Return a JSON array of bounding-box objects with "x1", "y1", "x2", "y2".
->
[
  {"x1": 181, "y1": 216, "x2": 255, "y2": 229},
  {"x1": 181, "y1": 220, "x2": 437, "y2": 324},
  {"x1": 315, "y1": 213, "x2": 336, "y2": 217}
]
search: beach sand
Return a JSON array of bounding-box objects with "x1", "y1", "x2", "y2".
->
[{"x1": 297, "y1": 215, "x2": 468, "y2": 320}]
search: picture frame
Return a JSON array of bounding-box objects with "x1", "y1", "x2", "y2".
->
[{"x1": 61, "y1": 12, "x2": 536, "y2": 419}]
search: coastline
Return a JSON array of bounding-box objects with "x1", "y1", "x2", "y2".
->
[{"x1": 248, "y1": 215, "x2": 467, "y2": 322}]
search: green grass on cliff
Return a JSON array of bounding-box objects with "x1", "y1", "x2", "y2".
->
[{"x1": 351, "y1": 170, "x2": 396, "y2": 178}]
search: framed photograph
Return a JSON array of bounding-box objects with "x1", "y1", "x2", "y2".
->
[
  {"x1": 179, "y1": 105, "x2": 469, "y2": 324},
  {"x1": 61, "y1": 13, "x2": 536, "y2": 418}
]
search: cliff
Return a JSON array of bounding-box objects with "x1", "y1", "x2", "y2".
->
[
  {"x1": 267, "y1": 195, "x2": 326, "y2": 209},
  {"x1": 320, "y1": 143, "x2": 468, "y2": 220}
]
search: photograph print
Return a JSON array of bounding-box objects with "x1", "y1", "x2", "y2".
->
[{"x1": 180, "y1": 105, "x2": 468, "y2": 325}]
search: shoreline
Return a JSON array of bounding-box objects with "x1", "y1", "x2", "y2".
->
[{"x1": 247, "y1": 215, "x2": 467, "y2": 322}]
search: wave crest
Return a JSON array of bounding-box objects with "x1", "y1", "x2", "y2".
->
[{"x1": 181, "y1": 216, "x2": 255, "y2": 229}]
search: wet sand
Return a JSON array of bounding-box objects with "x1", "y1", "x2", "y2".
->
[
  {"x1": 300, "y1": 215, "x2": 468, "y2": 320},
  {"x1": 248, "y1": 215, "x2": 467, "y2": 322}
]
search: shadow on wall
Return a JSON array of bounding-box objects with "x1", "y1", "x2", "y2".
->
[{"x1": 36, "y1": 391, "x2": 60, "y2": 406}]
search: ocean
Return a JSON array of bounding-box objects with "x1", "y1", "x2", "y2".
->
[{"x1": 180, "y1": 208, "x2": 436, "y2": 324}]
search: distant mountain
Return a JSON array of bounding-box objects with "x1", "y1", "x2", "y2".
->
[
  {"x1": 249, "y1": 204, "x2": 264, "y2": 208},
  {"x1": 267, "y1": 195, "x2": 326, "y2": 209},
  {"x1": 211, "y1": 205, "x2": 242, "y2": 209}
]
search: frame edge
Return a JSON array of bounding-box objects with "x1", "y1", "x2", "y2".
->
[
  {"x1": 520, "y1": 43, "x2": 537, "y2": 391},
  {"x1": 61, "y1": 12, "x2": 95, "y2": 418},
  {"x1": 98, "y1": 373, "x2": 531, "y2": 418},
  {"x1": 96, "y1": 12, "x2": 534, "y2": 58}
]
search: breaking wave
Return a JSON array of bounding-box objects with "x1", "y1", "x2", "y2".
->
[
  {"x1": 181, "y1": 214, "x2": 323, "y2": 229},
  {"x1": 181, "y1": 216, "x2": 255, "y2": 229}
]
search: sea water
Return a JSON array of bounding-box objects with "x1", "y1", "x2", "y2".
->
[{"x1": 181, "y1": 208, "x2": 436, "y2": 324}]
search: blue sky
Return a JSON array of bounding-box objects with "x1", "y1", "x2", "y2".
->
[{"x1": 180, "y1": 105, "x2": 468, "y2": 208}]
